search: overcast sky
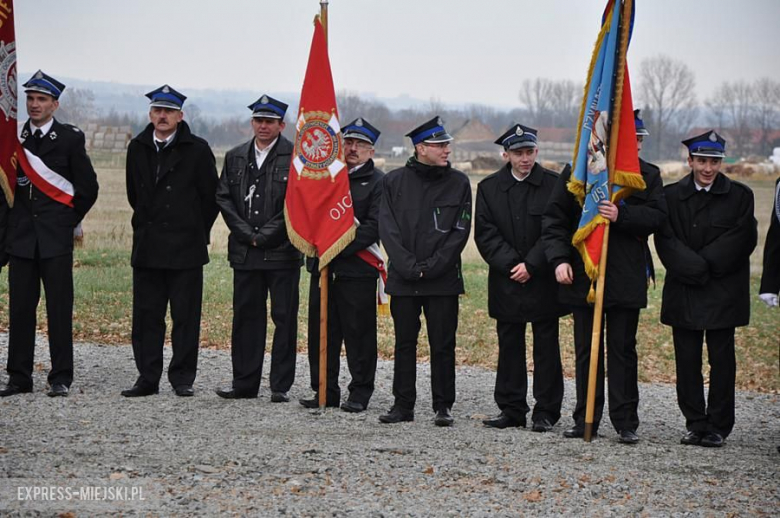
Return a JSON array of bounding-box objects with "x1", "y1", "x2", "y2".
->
[{"x1": 13, "y1": 0, "x2": 780, "y2": 108}]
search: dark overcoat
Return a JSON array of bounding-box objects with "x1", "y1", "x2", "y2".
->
[
  {"x1": 475, "y1": 162, "x2": 566, "y2": 322},
  {"x1": 655, "y1": 172, "x2": 757, "y2": 329}
]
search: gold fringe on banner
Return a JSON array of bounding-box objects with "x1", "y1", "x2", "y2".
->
[
  {"x1": 317, "y1": 225, "x2": 356, "y2": 269},
  {"x1": 284, "y1": 205, "x2": 318, "y2": 258}
]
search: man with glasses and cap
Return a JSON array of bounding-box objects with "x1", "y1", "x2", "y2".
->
[
  {"x1": 655, "y1": 130, "x2": 757, "y2": 448},
  {"x1": 0, "y1": 71, "x2": 98, "y2": 398},
  {"x1": 378, "y1": 116, "x2": 472, "y2": 427},
  {"x1": 299, "y1": 118, "x2": 384, "y2": 413},
  {"x1": 215, "y1": 95, "x2": 302, "y2": 402},
  {"x1": 475, "y1": 124, "x2": 566, "y2": 432},
  {"x1": 543, "y1": 116, "x2": 666, "y2": 444},
  {"x1": 122, "y1": 85, "x2": 218, "y2": 398}
]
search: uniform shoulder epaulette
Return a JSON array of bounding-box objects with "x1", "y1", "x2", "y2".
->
[{"x1": 62, "y1": 123, "x2": 82, "y2": 133}]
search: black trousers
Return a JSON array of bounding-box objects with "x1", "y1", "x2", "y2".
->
[
  {"x1": 390, "y1": 295, "x2": 458, "y2": 412},
  {"x1": 571, "y1": 306, "x2": 640, "y2": 433},
  {"x1": 231, "y1": 267, "x2": 300, "y2": 395},
  {"x1": 7, "y1": 253, "x2": 73, "y2": 389},
  {"x1": 672, "y1": 327, "x2": 736, "y2": 438},
  {"x1": 495, "y1": 319, "x2": 563, "y2": 425},
  {"x1": 131, "y1": 267, "x2": 203, "y2": 389},
  {"x1": 307, "y1": 274, "x2": 378, "y2": 406}
]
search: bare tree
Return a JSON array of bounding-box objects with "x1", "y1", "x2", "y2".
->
[
  {"x1": 549, "y1": 79, "x2": 582, "y2": 128},
  {"x1": 519, "y1": 78, "x2": 553, "y2": 127},
  {"x1": 57, "y1": 88, "x2": 97, "y2": 125},
  {"x1": 752, "y1": 77, "x2": 780, "y2": 156},
  {"x1": 638, "y1": 55, "x2": 698, "y2": 160},
  {"x1": 709, "y1": 81, "x2": 754, "y2": 158}
]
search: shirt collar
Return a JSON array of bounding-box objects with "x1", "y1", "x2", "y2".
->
[
  {"x1": 30, "y1": 118, "x2": 55, "y2": 136},
  {"x1": 154, "y1": 130, "x2": 176, "y2": 146},
  {"x1": 254, "y1": 137, "x2": 278, "y2": 156},
  {"x1": 694, "y1": 181, "x2": 712, "y2": 192}
]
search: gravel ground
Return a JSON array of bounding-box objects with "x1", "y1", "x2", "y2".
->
[{"x1": 0, "y1": 335, "x2": 777, "y2": 516}]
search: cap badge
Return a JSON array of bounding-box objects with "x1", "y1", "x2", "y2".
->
[
  {"x1": 261, "y1": 95, "x2": 269, "y2": 104},
  {"x1": 437, "y1": 117, "x2": 443, "y2": 126},
  {"x1": 709, "y1": 132, "x2": 717, "y2": 142},
  {"x1": 516, "y1": 127, "x2": 524, "y2": 137},
  {"x1": 162, "y1": 85, "x2": 170, "y2": 93},
  {"x1": 34, "y1": 71, "x2": 43, "y2": 79},
  {"x1": 356, "y1": 118, "x2": 363, "y2": 127}
]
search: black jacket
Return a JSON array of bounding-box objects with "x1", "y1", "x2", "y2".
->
[
  {"x1": 306, "y1": 159, "x2": 384, "y2": 278},
  {"x1": 475, "y1": 163, "x2": 566, "y2": 322},
  {"x1": 216, "y1": 136, "x2": 301, "y2": 268},
  {"x1": 542, "y1": 162, "x2": 667, "y2": 309},
  {"x1": 379, "y1": 157, "x2": 472, "y2": 296},
  {"x1": 759, "y1": 177, "x2": 780, "y2": 295},
  {"x1": 2, "y1": 118, "x2": 98, "y2": 260},
  {"x1": 655, "y1": 173, "x2": 757, "y2": 329},
  {"x1": 126, "y1": 121, "x2": 219, "y2": 269}
]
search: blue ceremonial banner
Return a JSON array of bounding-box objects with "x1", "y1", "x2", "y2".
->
[{"x1": 569, "y1": 0, "x2": 644, "y2": 298}]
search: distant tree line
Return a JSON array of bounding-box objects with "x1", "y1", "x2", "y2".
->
[{"x1": 53, "y1": 54, "x2": 780, "y2": 161}]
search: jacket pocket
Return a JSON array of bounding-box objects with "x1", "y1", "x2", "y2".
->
[{"x1": 432, "y1": 199, "x2": 462, "y2": 233}]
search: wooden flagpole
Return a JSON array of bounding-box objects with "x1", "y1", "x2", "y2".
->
[
  {"x1": 583, "y1": 0, "x2": 632, "y2": 442},
  {"x1": 317, "y1": 0, "x2": 330, "y2": 410}
]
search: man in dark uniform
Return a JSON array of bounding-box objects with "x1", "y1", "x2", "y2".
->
[
  {"x1": 758, "y1": 176, "x2": 780, "y2": 308},
  {"x1": 378, "y1": 116, "x2": 472, "y2": 427},
  {"x1": 542, "y1": 120, "x2": 666, "y2": 444},
  {"x1": 0, "y1": 71, "x2": 98, "y2": 397},
  {"x1": 122, "y1": 85, "x2": 218, "y2": 398},
  {"x1": 300, "y1": 118, "x2": 384, "y2": 412},
  {"x1": 475, "y1": 124, "x2": 565, "y2": 432},
  {"x1": 215, "y1": 95, "x2": 302, "y2": 402},
  {"x1": 655, "y1": 130, "x2": 757, "y2": 448}
]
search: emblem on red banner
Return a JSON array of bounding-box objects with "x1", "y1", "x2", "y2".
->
[{"x1": 292, "y1": 110, "x2": 344, "y2": 181}]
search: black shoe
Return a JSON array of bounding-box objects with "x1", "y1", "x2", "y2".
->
[
  {"x1": 434, "y1": 408, "x2": 454, "y2": 427},
  {"x1": 483, "y1": 413, "x2": 523, "y2": 429},
  {"x1": 532, "y1": 418, "x2": 554, "y2": 433},
  {"x1": 379, "y1": 406, "x2": 414, "y2": 424},
  {"x1": 0, "y1": 383, "x2": 32, "y2": 397},
  {"x1": 174, "y1": 385, "x2": 194, "y2": 397},
  {"x1": 341, "y1": 400, "x2": 366, "y2": 413},
  {"x1": 270, "y1": 391, "x2": 290, "y2": 403},
  {"x1": 215, "y1": 387, "x2": 256, "y2": 399},
  {"x1": 299, "y1": 396, "x2": 339, "y2": 409},
  {"x1": 700, "y1": 431, "x2": 724, "y2": 448},
  {"x1": 680, "y1": 430, "x2": 704, "y2": 446},
  {"x1": 563, "y1": 426, "x2": 597, "y2": 439},
  {"x1": 121, "y1": 384, "x2": 159, "y2": 397},
  {"x1": 47, "y1": 384, "x2": 69, "y2": 397},
  {"x1": 618, "y1": 430, "x2": 639, "y2": 444}
]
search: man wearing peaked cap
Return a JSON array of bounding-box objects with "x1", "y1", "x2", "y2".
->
[
  {"x1": 122, "y1": 85, "x2": 219, "y2": 398},
  {"x1": 300, "y1": 117, "x2": 385, "y2": 413},
  {"x1": 543, "y1": 110, "x2": 667, "y2": 443},
  {"x1": 655, "y1": 130, "x2": 757, "y2": 448},
  {"x1": 475, "y1": 124, "x2": 566, "y2": 432},
  {"x1": 378, "y1": 116, "x2": 472, "y2": 427},
  {"x1": 215, "y1": 94, "x2": 302, "y2": 402},
  {"x1": 0, "y1": 71, "x2": 99, "y2": 398}
]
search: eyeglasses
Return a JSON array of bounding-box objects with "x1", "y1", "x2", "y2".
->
[{"x1": 423, "y1": 142, "x2": 451, "y2": 149}]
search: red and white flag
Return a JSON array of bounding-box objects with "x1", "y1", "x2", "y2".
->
[
  {"x1": 0, "y1": 0, "x2": 19, "y2": 206},
  {"x1": 284, "y1": 16, "x2": 355, "y2": 268}
]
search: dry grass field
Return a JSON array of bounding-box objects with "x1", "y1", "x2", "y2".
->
[{"x1": 0, "y1": 151, "x2": 777, "y2": 392}]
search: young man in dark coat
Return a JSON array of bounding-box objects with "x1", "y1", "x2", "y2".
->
[
  {"x1": 0, "y1": 71, "x2": 99, "y2": 398},
  {"x1": 758, "y1": 177, "x2": 780, "y2": 308},
  {"x1": 475, "y1": 124, "x2": 565, "y2": 432},
  {"x1": 378, "y1": 117, "x2": 472, "y2": 427},
  {"x1": 542, "y1": 117, "x2": 666, "y2": 444},
  {"x1": 215, "y1": 95, "x2": 302, "y2": 402},
  {"x1": 300, "y1": 118, "x2": 384, "y2": 413},
  {"x1": 655, "y1": 131, "x2": 757, "y2": 448},
  {"x1": 122, "y1": 85, "x2": 219, "y2": 398}
]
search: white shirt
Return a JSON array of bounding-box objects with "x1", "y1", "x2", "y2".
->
[
  {"x1": 154, "y1": 130, "x2": 177, "y2": 150},
  {"x1": 694, "y1": 181, "x2": 712, "y2": 192},
  {"x1": 30, "y1": 118, "x2": 54, "y2": 137},
  {"x1": 511, "y1": 170, "x2": 530, "y2": 182},
  {"x1": 349, "y1": 162, "x2": 368, "y2": 175},
  {"x1": 255, "y1": 137, "x2": 278, "y2": 170}
]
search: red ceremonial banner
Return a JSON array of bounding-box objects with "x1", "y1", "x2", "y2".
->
[
  {"x1": 0, "y1": 0, "x2": 19, "y2": 206},
  {"x1": 284, "y1": 16, "x2": 355, "y2": 268}
]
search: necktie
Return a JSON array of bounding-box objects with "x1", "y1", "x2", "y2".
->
[{"x1": 34, "y1": 129, "x2": 43, "y2": 139}]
